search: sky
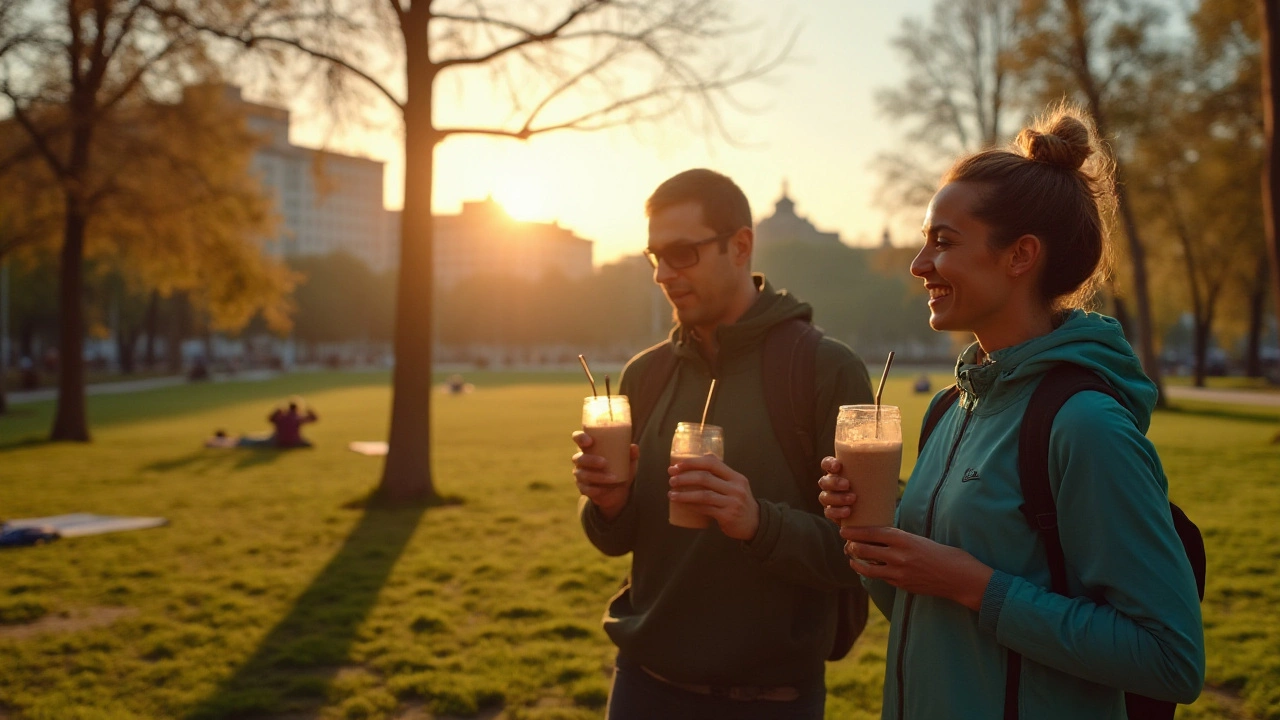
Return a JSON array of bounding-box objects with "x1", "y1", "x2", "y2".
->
[{"x1": 278, "y1": 0, "x2": 938, "y2": 267}]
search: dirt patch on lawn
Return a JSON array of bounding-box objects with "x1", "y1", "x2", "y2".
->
[{"x1": 0, "y1": 606, "x2": 136, "y2": 640}]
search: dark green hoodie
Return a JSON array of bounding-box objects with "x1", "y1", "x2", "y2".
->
[{"x1": 579, "y1": 276, "x2": 872, "y2": 687}]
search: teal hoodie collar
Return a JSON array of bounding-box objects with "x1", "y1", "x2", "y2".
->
[{"x1": 952, "y1": 310, "x2": 1157, "y2": 431}]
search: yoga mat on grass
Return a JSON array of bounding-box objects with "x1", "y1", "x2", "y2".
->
[
  {"x1": 4, "y1": 513, "x2": 168, "y2": 538},
  {"x1": 348, "y1": 441, "x2": 388, "y2": 456}
]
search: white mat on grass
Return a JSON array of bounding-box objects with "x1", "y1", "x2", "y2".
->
[
  {"x1": 348, "y1": 441, "x2": 388, "y2": 456},
  {"x1": 4, "y1": 513, "x2": 168, "y2": 538}
]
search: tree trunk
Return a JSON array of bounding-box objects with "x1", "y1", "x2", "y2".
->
[
  {"x1": 118, "y1": 327, "x2": 137, "y2": 375},
  {"x1": 1246, "y1": 259, "x2": 1268, "y2": 377},
  {"x1": 1064, "y1": 0, "x2": 1166, "y2": 406},
  {"x1": 1262, "y1": 0, "x2": 1280, "y2": 353},
  {"x1": 1192, "y1": 316, "x2": 1209, "y2": 388},
  {"x1": 1109, "y1": 286, "x2": 1133, "y2": 340},
  {"x1": 51, "y1": 205, "x2": 90, "y2": 441},
  {"x1": 1112, "y1": 167, "x2": 1166, "y2": 401},
  {"x1": 1170, "y1": 189, "x2": 1205, "y2": 386},
  {"x1": 167, "y1": 294, "x2": 188, "y2": 374},
  {"x1": 143, "y1": 290, "x2": 159, "y2": 369},
  {"x1": 377, "y1": 4, "x2": 438, "y2": 504}
]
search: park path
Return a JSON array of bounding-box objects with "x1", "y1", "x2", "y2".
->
[
  {"x1": 1164, "y1": 385, "x2": 1280, "y2": 407},
  {"x1": 5, "y1": 370, "x2": 279, "y2": 406}
]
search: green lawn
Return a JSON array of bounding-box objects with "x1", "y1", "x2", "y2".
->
[
  {"x1": 1164, "y1": 375, "x2": 1280, "y2": 392},
  {"x1": 0, "y1": 371, "x2": 1277, "y2": 719}
]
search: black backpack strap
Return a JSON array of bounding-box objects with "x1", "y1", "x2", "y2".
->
[
  {"x1": 1010, "y1": 363, "x2": 1201, "y2": 720},
  {"x1": 761, "y1": 318, "x2": 821, "y2": 487},
  {"x1": 1004, "y1": 364, "x2": 1119, "y2": 720},
  {"x1": 918, "y1": 385, "x2": 961, "y2": 455},
  {"x1": 1171, "y1": 503, "x2": 1207, "y2": 600},
  {"x1": 627, "y1": 341, "x2": 678, "y2": 444},
  {"x1": 761, "y1": 318, "x2": 868, "y2": 662},
  {"x1": 1018, "y1": 364, "x2": 1118, "y2": 595}
]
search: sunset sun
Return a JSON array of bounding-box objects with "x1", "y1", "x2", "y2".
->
[{"x1": 493, "y1": 173, "x2": 553, "y2": 222}]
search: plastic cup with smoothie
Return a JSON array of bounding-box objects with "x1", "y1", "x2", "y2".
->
[
  {"x1": 835, "y1": 405, "x2": 903, "y2": 558},
  {"x1": 668, "y1": 422, "x2": 724, "y2": 529},
  {"x1": 582, "y1": 395, "x2": 632, "y2": 485}
]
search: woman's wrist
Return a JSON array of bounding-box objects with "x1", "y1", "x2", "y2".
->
[{"x1": 954, "y1": 557, "x2": 995, "y2": 612}]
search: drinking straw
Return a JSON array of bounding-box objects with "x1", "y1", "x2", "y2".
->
[
  {"x1": 700, "y1": 378, "x2": 717, "y2": 429},
  {"x1": 605, "y1": 375, "x2": 614, "y2": 421},
  {"x1": 875, "y1": 351, "x2": 895, "y2": 438},
  {"x1": 578, "y1": 354, "x2": 597, "y2": 397}
]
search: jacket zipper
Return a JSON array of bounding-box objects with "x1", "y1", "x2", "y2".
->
[{"x1": 894, "y1": 405, "x2": 973, "y2": 720}]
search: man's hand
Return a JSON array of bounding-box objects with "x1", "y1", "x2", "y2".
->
[
  {"x1": 840, "y1": 525, "x2": 994, "y2": 612},
  {"x1": 817, "y1": 455, "x2": 856, "y2": 524},
  {"x1": 667, "y1": 454, "x2": 759, "y2": 541},
  {"x1": 572, "y1": 430, "x2": 637, "y2": 521}
]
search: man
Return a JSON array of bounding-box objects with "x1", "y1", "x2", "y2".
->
[{"x1": 571, "y1": 168, "x2": 874, "y2": 718}]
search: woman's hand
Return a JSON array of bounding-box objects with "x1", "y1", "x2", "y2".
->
[
  {"x1": 841, "y1": 525, "x2": 994, "y2": 612},
  {"x1": 817, "y1": 456, "x2": 856, "y2": 524}
]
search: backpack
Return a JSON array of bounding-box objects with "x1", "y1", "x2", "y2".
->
[
  {"x1": 629, "y1": 317, "x2": 870, "y2": 662},
  {"x1": 918, "y1": 363, "x2": 1207, "y2": 720}
]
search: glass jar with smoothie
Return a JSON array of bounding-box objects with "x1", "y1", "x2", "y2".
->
[
  {"x1": 668, "y1": 422, "x2": 724, "y2": 529},
  {"x1": 582, "y1": 396, "x2": 632, "y2": 485},
  {"x1": 834, "y1": 405, "x2": 903, "y2": 530}
]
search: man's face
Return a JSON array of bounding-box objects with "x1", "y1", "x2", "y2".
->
[{"x1": 647, "y1": 201, "x2": 744, "y2": 330}]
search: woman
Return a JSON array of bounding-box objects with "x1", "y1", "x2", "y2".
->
[{"x1": 818, "y1": 107, "x2": 1204, "y2": 719}]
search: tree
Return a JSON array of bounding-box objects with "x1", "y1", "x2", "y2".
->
[
  {"x1": 1123, "y1": 0, "x2": 1265, "y2": 387},
  {"x1": 875, "y1": 0, "x2": 1029, "y2": 213},
  {"x1": 1017, "y1": 0, "x2": 1170, "y2": 403},
  {"x1": 1260, "y1": 0, "x2": 1280, "y2": 357},
  {"x1": 0, "y1": 0, "x2": 295, "y2": 440},
  {"x1": 170, "y1": 0, "x2": 789, "y2": 503}
]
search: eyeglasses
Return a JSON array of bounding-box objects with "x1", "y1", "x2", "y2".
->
[{"x1": 643, "y1": 230, "x2": 737, "y2": 270}]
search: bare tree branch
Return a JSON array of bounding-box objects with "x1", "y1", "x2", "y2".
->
[
  {"x1": 1, "y1": 90, "x2": 68, "y2": 178},
  {"x1": 433, "y1": 0, "x2": 611, "y2": 69},
  {"x1": 143, "y1": 1, "x2": 405, "y2": 109},
  {"x1": 104, "y1": 0, "x2": 146, "y2": 59},
  {"x1": 99, "y1": 33, "x2": 188, "y2": 113}
]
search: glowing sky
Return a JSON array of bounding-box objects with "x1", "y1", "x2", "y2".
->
[{"x1": 283, "y1": 0, "x2": 938, "y2": 266}]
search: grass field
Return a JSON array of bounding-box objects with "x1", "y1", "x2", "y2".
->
[{"x1": 0, "y1": 370, "x2": 1277, "y2": 719}]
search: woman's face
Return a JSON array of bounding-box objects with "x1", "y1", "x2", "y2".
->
[{"x1": 910, "y1": 182, "x2": 1020, "y2": 337}]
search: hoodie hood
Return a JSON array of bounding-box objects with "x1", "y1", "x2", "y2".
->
[
  {"x1": 954, "y1": 309, "x2": 1157, "y2": 431},
  {"x1": 669, "y1": 274, "x2": 813, "y2": 364}
]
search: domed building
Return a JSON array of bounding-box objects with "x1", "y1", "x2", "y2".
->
[{"x1": 754, "y1": 182, "x2": 842, "y2": 246}]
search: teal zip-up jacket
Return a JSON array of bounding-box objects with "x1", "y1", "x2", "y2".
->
[
  {"x1": 580, "y1": 276, "x2": 873, "y2": 687},
  {"x1": 870, "y1": 310, "x2": 1204, "y2": 719}
]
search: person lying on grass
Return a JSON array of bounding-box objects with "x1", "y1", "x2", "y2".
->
[{"x1": 205, "y1": 398, "x2": 318, "y2": 449}]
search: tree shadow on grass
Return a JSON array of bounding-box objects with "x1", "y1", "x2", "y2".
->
[
  {"x1": 0, "y1": 436, "x2": 53, "y2": 453},
  {"x1": 142, "y1": 448, "x2": 296, "y2": 475},
  {"x1": 184, "y1": 497, "x2": 450, "y2": 719}
]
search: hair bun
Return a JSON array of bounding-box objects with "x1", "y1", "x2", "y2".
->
[{"x1": 1016, "y1": 116, "x2": 1093, "y2": 170}]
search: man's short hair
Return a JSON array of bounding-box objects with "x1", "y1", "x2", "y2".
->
[{"x1": 645, "y1": 169, "x2": 752, "y2": 234}]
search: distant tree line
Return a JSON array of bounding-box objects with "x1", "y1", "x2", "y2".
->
[{"x1": 283, "y1": 243, "x2": 945, "y2": 365}]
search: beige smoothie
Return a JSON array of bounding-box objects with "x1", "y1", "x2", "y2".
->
[
  {"x1": 582, "y1": 396, "x2": 632, "y2": 486},
  {"x1": 668, "y1": 452, "x2": 713, "y2": 529},
  {"x1": 585, "y1": 422, "x2": 632, "y2": 485},
  {"x1": 835, "y1": 439, "x2": 903, "y2": 527}
]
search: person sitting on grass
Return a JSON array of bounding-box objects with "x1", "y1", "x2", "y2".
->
[{"x1": 205, "y1": 398, "x2": 319, "y2": 449}]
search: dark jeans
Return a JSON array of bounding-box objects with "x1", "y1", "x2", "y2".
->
[{"x1": 606, "y1": 657, "x2": 825, "y2": 720}]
